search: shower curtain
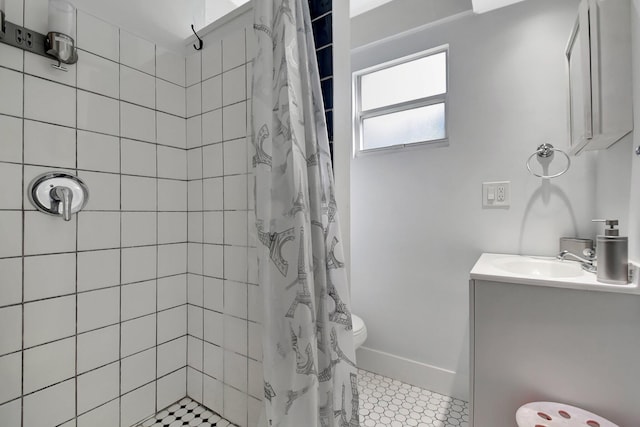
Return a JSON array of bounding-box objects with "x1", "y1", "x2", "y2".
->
[{"x1": 251, "y1": 0, "x2": 359, "y2": 426}]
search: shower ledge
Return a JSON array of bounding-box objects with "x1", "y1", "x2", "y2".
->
[{"x1": 470, "y1": 253, "x2": 640, "y2": 295}]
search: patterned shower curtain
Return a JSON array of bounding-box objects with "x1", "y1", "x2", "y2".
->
[{"x1": 251, "y1": 0, "x2": 359, "y2": 426}]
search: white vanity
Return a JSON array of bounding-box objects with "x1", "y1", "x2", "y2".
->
[{"x1": 469, "y1": 254, "x2": 640, "y2": 427}]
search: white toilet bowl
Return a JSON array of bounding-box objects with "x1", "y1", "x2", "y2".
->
[{"x1": 352, "y1": 314, "x2": 367, "y2": 349}]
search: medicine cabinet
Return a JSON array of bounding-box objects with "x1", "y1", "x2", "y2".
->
[{"x1": 565, "y1": 0, "x2": 633, "y2": 155}]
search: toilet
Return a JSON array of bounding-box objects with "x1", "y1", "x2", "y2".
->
[{"x1": 352, "y1": 314, "x2": 367, "y2": 349}]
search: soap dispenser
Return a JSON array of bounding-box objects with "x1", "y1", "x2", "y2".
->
[{"x1": 593, "y1": 219, "x2": 629, "y2": 284}]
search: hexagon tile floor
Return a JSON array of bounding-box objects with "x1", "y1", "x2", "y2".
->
[
  {"x1": 136, "y1": 370, "x2": 468, "y2": 427},
  {"x1": 357, "y1": 369, "x2": 469, "y2": 427}
]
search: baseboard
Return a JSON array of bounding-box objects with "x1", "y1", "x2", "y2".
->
[{"x1": 356, "y1": 346, "x2": 469, "y2": 401}]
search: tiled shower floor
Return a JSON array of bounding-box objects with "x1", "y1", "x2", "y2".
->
[
  {"x1": 135, "y1": 397, "x2": 237, "y2": 427},
  {"x1": 138, "y1": 372, "x2": 468, "y2": 427},
  {"x1": 358, "y1": 369, "x2": 469, "y2": 427}
]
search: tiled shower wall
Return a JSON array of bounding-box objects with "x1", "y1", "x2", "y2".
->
[
  {"x1": 182, "y1": 24, "x2": 263, "y2": 427},
  {"x1": 0, "y1": 2, "x2": 189, "y2": 426}
]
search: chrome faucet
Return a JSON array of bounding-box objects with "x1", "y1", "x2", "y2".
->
[{"x1": 557, "y1": 249, "x2": 597, "y2": 273}]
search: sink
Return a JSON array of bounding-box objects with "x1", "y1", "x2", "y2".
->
[{"x1": 493, "y1": 257, "x2": 583, "y2": 278}]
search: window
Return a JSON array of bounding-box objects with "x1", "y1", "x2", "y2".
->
[{"x1": 353, "y1": 46, "x2": 449, "y2": 155}]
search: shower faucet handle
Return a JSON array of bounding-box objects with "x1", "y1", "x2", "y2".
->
[{"x1": 51, "y1": 186, "x2": 73, "y2": 221}]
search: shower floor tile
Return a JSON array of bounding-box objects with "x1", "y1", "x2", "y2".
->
[
  {"x1": 135, "y1": 397, "x2": 237, "y2": 427},
  {"x1": 357, "y1": 369, "x2": 469, "y2": 427}
]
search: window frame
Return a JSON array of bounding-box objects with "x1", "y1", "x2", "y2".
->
[{"x1": 352, "y1": 45, "x2": 450, "y2": 157}]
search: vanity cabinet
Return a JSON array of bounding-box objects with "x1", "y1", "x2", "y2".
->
[
  {"x1": 469, "y1": 279, "x2": 640, "y2": 427},
  {"x1": 566, "y1": 0, "x2": 633, "y2": 155}
]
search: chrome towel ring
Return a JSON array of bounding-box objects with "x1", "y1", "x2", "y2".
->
[{"x1": 526, "y1": 143, "x2": 571, "y2": 179}]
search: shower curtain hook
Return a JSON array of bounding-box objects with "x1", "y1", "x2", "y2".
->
[{"x1": 191, "y1": 24, "x2": 203, "y2": 51}]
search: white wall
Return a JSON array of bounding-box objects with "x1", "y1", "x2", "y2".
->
[
  {"x1": 348, "y1": 0, "x2": 636, "y2": 400},
  {"x1": 630, "y1": 0, "x2": 640, "y2": 264}
]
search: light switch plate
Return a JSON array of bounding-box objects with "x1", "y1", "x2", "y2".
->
[{"x1": 483, "y1": 181, "x2": 510, "y2": 208}]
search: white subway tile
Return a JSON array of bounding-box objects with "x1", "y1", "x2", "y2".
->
[
  {"x1": 204, "y1": 311, "x2": 223, "y2": 346},
  {"x1": 187, "y1": 116, "x2": 202, "y2": 148},
  {"x1": 0, "y1": 43, "x2": 23, "y2": 72},
  {"x1": 78, "y1": 287, "x2": 119, "y2": 333},
  {"x1": 157, "y1": 368, "x2": 186, "y2": 410},
  {"x1": 78, "y1": 171, "x2": 120, "y2": 211},
  {"x1": 202, "y1": 142, "x2": 223, "y2": 178},
  {"x1": 186, "y1": 52, "x2": 202, "y2": 86},
  {"x1": 121, "y1": 139, "x2": 156, "y2": 177},
  {"x1": 0, "y1": 353, "x2": 21, "y2": 403},
  {"x1": 77, "y1": 11, "x2": 119, "y2": 61},
  {"x1": 0, "y1": 305, "x2": 21, "y2": 355},
  {"x1": 24, "y1": 337, "x2": 75, "y2": 394},
  {"x1": 225, "y1": 246, "x2": 248, "y2": 283},
  {"x1": 24, "y1": 295, "x2": 75, "y2": 347},
  {"x1": 24, "y1": 120, "x2": 76, "y2": 168},
  {"x1": 158, "y1": 179, "x2": 187, "y2": 211},
  {"x1": 188, "y1": 180, "x2": 203, "y2": 212},
  {"x1": 77, "y1": 90, "x2": 119, "y2": 136},
  {"x1": 202, "y1": 75, "x2": 222, "y2": 112},
  {"x1": 157, "y1": 79, "x2": 186, "y2": 117},
  {"x1": 187, "y1": 273, "x2": 203, "y2": 305},
  {"x1": 247, "y1": 284, "x2": 263, "y2": 324},
  {"x1": 24, "y1": 211, "x2": 76, "y2": 255},
  {"x1": 203, "y1": 244, "x2": 223, "y2": 278},
  {"x1": 121, "y1": 175, "x2": 157, "y2": 211},
  {"x1": 223, "y1": 138, "x2": 248, "y2": 175},
  {"x1": 121, "y1": 348, "x2": 156, "y2": 394},
  {"x1": 77, "y1": 249, "x2": 120, "y2": 292},
  {"x1": 157, "y1": 112, "x2": 187, "y2": 148},
  {"x1": 224, "y1": 350, "x2": 247, "y2": 392},
  {"x1": 0, "y1": 115, "x2": 22, "y2": 163},
  {"x1": 224, "y1": 314, "x2": 247, "y2": 355},
  {"x1": 24, "y1": 76, "x2": 75, "y2": 128},
  {"x1": 158, "y1": 212, "x2": 188, "y2": 244},
  {"x1": 204, "y1": 277, "x2": 224, "y2": 312},
  {"x1": 248, "y1": 321, "x2": 262, "y2": 362},
  {"x1": 0, "y1": 398, "x2": 21, "y2": 427},
  {"x1": 121, "y1": 212, "x2": 157, "y2": 247},
  {"x1": 187, "y1": 148, "x2": 203, "y2": 180},
  {"x1": 120, "y1": 31, "x2": 155, "y2": 75},
  {"x1": 157, "y1": 305, "x2": 186, "y2": 344},
  {"x1": 187, "y1": 83, "x2": 202, "y2": 117},
  {"x1": 120, "y1": 383, "x2": 155, "y2": 427},
  {"x1": 77, "y1": 50, "x2": 119, "y2": 98},
  {"x1": 77, "y1": 324, "x2": 119, "y2": 373},
  {"x1": 0, "y1": 162, "x2": 22, "y2": 209},
  {"x1": 224, "y1": 211, "x2": 248, "y2": 246},
  {"x1": 223, "y1": 101, "x2": 247, "y2": 141},
  {"x1": 187, "y1": 367, "x2": 203, "y2": 403},
  {"x1": 158, "y1": 243, "x2": 187, "y2": 277},
  {"x1": 248, "y1": 358, "x2": 262, "y2": 399},
  {"x1": 25, "y1": 52, "x2": 76, "y2": 86},
  {"x1": 77, "y1": 398, "x2": 119, "y2": 427},
  {"x1": 204, "y1": 212, "x2": 223, "y2": 245},
  {"x1": 78, "y1": 211, "x2": 120, "y2": 251},
  {"x1": 202, "y1": 40, "x2": 222, "y2": 80},
  {"x1": 187, "y1": 336, "x2": 203, "y2": 370},
  {"x1": 0, "y1": 211, "x2": 22, "y2": 258},
  {"x1": 0, "y1": 68, "x2": 23, "y2": 117},
  {"x1": 121, "y1": 314, "x2": 156, "y2": 357},
  {"x1": 121, "y1": 280, "x2": 156, "y2": 321},
  {"x1": 158, "y1": 146, "x2": 187, "y2": 180},
  {"x1": 24, "y1": 253, "x2": 75, "y2": 301},
  {"x1": 157, "y1": 336, "x2": 186, "y2": 376},
  {"x1": 224, "y1": 281, "x2": 248, "y2": 319},
  {"x1": 77, "y1": 362, "x2": 119, "y2": 414},
  {"x1": 187, "y1": 212, "x2": 202, "y2": 244},
  {"x1": 158, "y1": 274, "x2": 187, "y2": 310},
  {"x1": 222, "y1": 30, "x2": 246, "y2": 72},
  {"x1": 188, "y1": 243, "x2": 203, "y2": 275},
  {"x1": 188, "y1": 305, "x2": 203, "y2": 339},
  {"x1": 203, "y1": 109, "x2": 223, "y2": 146},
  {"x1": 203, "y1": 178, "x2": 223, "y2": 211},
  {"x1": 223, "y1": 174, "x2": 248, "y2": 210},
  {"x1": 224, "y1": 384, "x2": 248, "y2": 426},
  {"x1": 0, "y1": 258, "x2": 21, "y2": 307},
  {"x1": 121, "y1": 65, "x2": 156, "y2": 109},
  {"x1": 203, "y1": 376, "x2": 223, "y2": 415},
  {"x1": 203, "y1": 342, "x2": 223, "y2": 379},
  {"x1": 121, "y1": 102, "x2": 156, "y2": 143},
  {"x1": 223, "y1": 65, "x2": 246, "y2": 106},
  {"x1": 121, "y1": 245, "x2": 157, "y2": 284},
  {"x1": 23, "y1": 378, "x2": 74, "y2": 427},
  {"x1": 77, "y1": 131, "x2": 120, "y2": 173},
  {"x1": 157, "y1": 47, "x2": 186, "y2": 86}
]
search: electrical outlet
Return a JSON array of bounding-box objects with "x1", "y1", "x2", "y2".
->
[{"x1": 483, "y1": 181, "x2": 510, "y2": 208}]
